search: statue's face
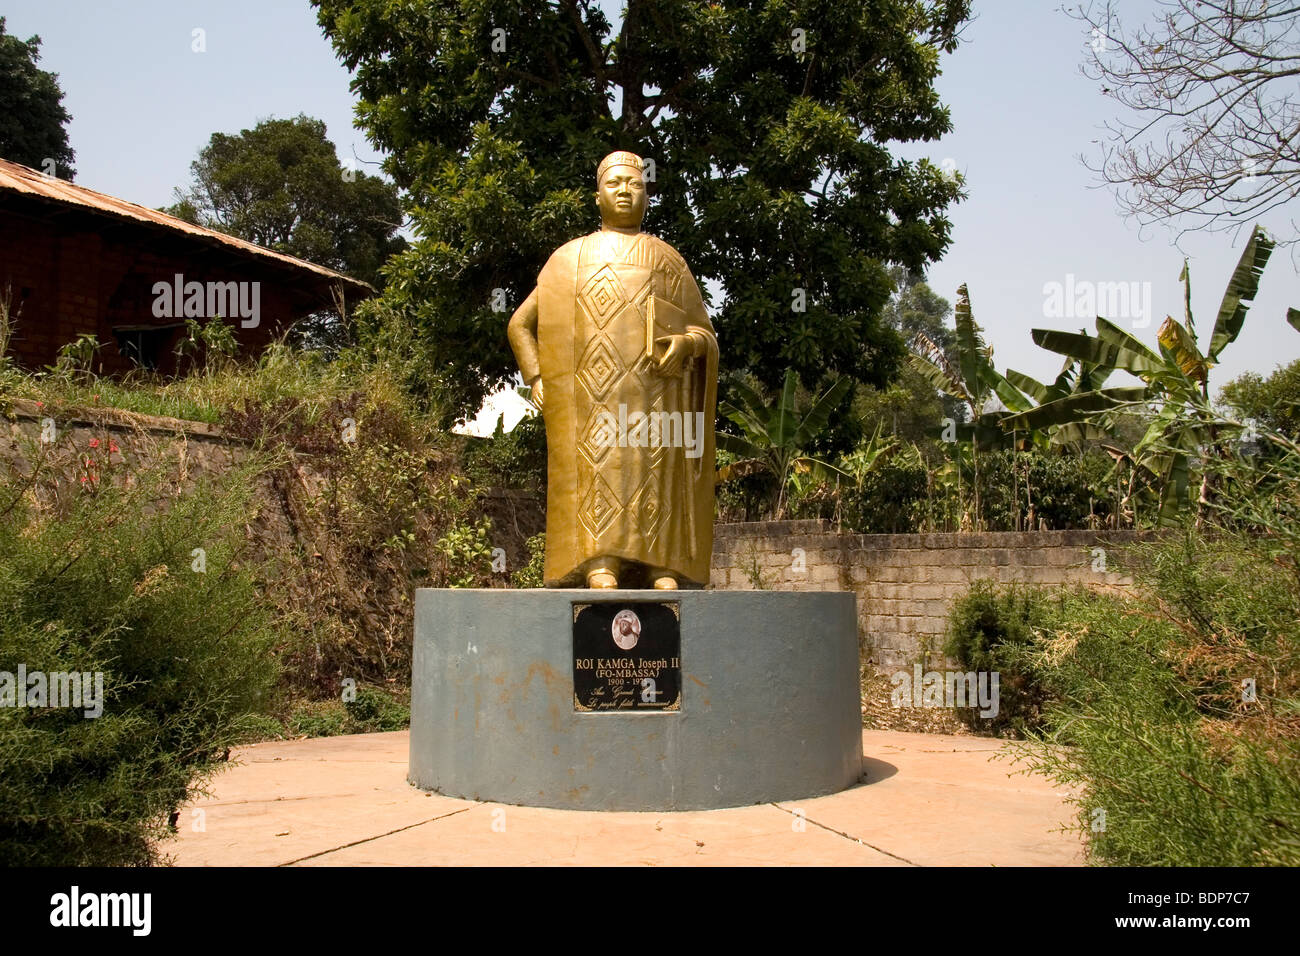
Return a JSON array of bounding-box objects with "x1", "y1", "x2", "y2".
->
[{"x1": 595, "y1": 164, "x2": 647, "y2": 229}]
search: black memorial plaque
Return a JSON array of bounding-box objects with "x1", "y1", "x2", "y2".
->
[{"x1": 572, "y1": 602, "x2": 681, "y2": 711}]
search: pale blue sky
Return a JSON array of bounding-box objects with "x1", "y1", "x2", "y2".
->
[{"x1": 5, "y1": 0, "x2": 1297, "y2": 394}]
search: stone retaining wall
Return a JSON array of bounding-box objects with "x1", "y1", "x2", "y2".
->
[{"x1": 710, "y1": 519, "x2": 1142, "y2": 672}]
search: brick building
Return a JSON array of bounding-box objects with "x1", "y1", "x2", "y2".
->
[{"x1": 0, "y1": 158, "x2": 373, "y2": 375}]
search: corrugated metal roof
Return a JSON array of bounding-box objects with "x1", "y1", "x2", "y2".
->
[{"x1": 0, "y1": 158, "x2": 374, "y2": 294}]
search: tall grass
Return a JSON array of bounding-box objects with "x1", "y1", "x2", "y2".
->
[
  {"x1": 1, "y1": 320, "x2": 421, "y2": 430},
  {"x1": 972, "y1": 418, "x2": 1300, "y2": 865}
]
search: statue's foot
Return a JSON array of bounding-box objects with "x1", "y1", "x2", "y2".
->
[
  {"x1": 587, "y1": 569, "x2": 619, "y2": 589},
  {"x1": 652, "y1": 575, "x2": 678, "y2": 590}
]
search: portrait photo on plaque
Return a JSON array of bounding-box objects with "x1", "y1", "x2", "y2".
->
[{"x1": 572, "y1": 602, "x2": 681, "y2": 711}]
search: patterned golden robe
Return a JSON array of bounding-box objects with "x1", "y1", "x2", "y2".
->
[{"x1": 516, "y1": 229, "x2": 718, "y2": 587}]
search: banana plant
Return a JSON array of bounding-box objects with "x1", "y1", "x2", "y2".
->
[
  {"x1": 837, "y1": 421, "x2": 903, "y2": 491},
  {"x1": 1004, "y1": 225, "x2": 1279, "y2": 525},
  {"x1": 715, "y1": 369, "x2": 852, "y2": 519},
  {"x1": 909, "y1": 284, "x2": 1037, "y2": 439},
  {"x1": 909, "y1": 284, "x2": 1036, "y2": 527},
  {"x1": 1002, "y1": 355, "x2": 1139, "y2": 449}
]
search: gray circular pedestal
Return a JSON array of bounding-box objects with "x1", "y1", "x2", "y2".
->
[{"x1": 409, "y1": 588, "x2": 863, "y2": 811}]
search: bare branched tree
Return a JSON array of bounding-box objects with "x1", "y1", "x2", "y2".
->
[{"x1": 1070, "y1": 1, "x2": 1300, "y2": 248}]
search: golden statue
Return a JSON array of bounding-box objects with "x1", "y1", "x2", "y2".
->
[{"x1": 508, "y1": 151, "x2": 718, "y2": 589}]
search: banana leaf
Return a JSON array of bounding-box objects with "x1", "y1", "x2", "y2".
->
[
  {"x1": 1209, "y1": 224, "x2": 1273, "y2": 361},
  {"x1": 1157, "y1": 316, "x2": 1210, "y2": 385},
  {"x1": 718, "y1": 402, "x2": 763, "y2": 442},
  {"x1": 1179, "y1": 258, "x2": 1195, "y2": 340},
  {"x1": 723, "y1": 378, "x2": 774, "y2": 438},
  {"x1": 793, "y1": 376, "x2": 852, "y2": 448},
  {"x1": 1050, "y1": 421, "x2": 1110, "y2": 445},
  {"x1": 1005, "y1": 368, "x2": 1051, "y2": 404},
  {"x1": 1076, "y1": 359, "x2": 1115, "y2": 392},
  {"x1": 770, "y1": 369, "x2": 800, "y2": 447},
  {"x1": 1094, "y1": 317, "x2": 1163, "y2": 365},
  {"x1": 981, "y1": 365, "x2": 1034, "y2": 413},
  {"x1": 714, "y1": 430, "x2": 763, "y2": 460},
  {"x1": 1031, "y1": 328, "x2": 1164, "y2": 377},
  {"x1": 999, "y1": 386, "x2": 1149, "y2": 431},
  {"x1": 909, "y1": 351, "x2": 967, "y2": 404},
  {"x1": 791, "y1": 455, "x2": 850, "y2": 482},
  {"x1": 946, "y1": 414, "x2": 1018, "y2": 452},
  {"x1": 953, "y1": 283, "x2": 985, "y2": 400},
  {"x1": 715, "y1": 457, "x2": 768, "y2": 483},
  {"x1": 1132, "y1": 402, "x2": 1184, "y2": 462},
  {"x1": 1155, "y1": 451, "x2": 1190, "y2": 527}
]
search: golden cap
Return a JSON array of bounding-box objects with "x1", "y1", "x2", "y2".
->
[{"x1": 596, "y1": 150, "x2": 645, "y2": 182}]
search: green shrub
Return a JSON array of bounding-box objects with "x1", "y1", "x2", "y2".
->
[
  {"x1": 511, "y1": 533, "x2": 546, "y2": 588},
  {"x1": 344, "y1": 685, "x2": 409, "y2": 731},
  {"x1": 233, "y1": 714, "x2": 287, "y2": 743},
  {"x1": 287, "y1": 700, "x2": 351, "y2": 738},
  {"x1": 839, "y1": 457, "x2": 930, "y2": 533},
  {"x1": 286, "y1": 685, "x2": 409, "y2": 737},
  {"x1": 433, "y1": 517, "x2": 494, "y2": 588},
  {"x1": 1009, "y1": 534, "x2": 1300, "y2": 865},
  {"x1": 943, "y1": 579, "x2": 1057, "y2": 735},
  {"x1": 0, "y1": 432, "x2": 279, "y2": 865},
  {"x1": 461, "y1": 413, "x2": 546, "y2": 492},
  {"x1": 225, "y1": 381, "x2": 497, "y2": 696},
  {"x1": 975, "y1": 448, "x2": 1113, "y2": 531}
]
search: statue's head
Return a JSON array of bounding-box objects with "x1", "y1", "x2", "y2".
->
[{"x1": 595, "y1": 150, "x2": 647, "y2": 230}]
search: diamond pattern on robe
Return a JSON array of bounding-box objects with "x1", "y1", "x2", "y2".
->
[
  {"x1": 579, "y1": 405, "x2": 616, "y2": 467},
  {"x1": 579, "y1": 265, "x2": 626, "y2": 329},
  {"x1": 576, "y1": 334, "x2": 623, "y2": 401},
  {"x1": 579, "y1": 472, "x2": 620, "y2": 539},
  {"x1": 644, "y1": 393, "x2": 668, "y2": 469},
  {"x1": 630, "y1": 475, "x2": 664, "y2": 547}
]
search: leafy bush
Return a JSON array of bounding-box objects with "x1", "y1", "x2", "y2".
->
[
  {"x1": 714, "y1": 456, "x2": 777, "y2": 523},
  {"x1": 1009, "y1": 531, "x2": 1300, "y2": 865},
  {"x1": 779, "y1": 442, "x2": 1116, "y2": 534},
  {"x1": 0, "y1": 429, "x2": 279, "y2": 865},
  {"x1": 511, "y1": 533, "x2": 546, "y2": 588},
  {"x1": 839, "y1": 456, "x2": 931, "y2": 533},
  {"x1": 344, "y1": 685, "x2": 409, "y2": 731},
  {"x1": 975, "y1": 448, "x2": 1113, "y2": 531},
  {"x1": 286, "y1": 685, "x2": 409, "y2": 738},
  {"x1": 461, "y1": 413, "x2": 546, "y2": 492},
  {"x1": 433, "y1": 517, "x2": 494, "y2": 588},
  {"x1": 221, "y1": 373, "x2": 506, "y2": 697},
  {"x1": 943, "y1": 580, "x2": 1058, "y2": 736},
  {"x1": 1221, "y1": 357, "x2": 1300, "y2": 442},
  {"x1": 287, "y1": 701, "x2": 351, "y2": 738}
]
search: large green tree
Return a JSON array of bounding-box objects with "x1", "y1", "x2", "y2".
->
[
  {"x1": 315, "y1": 0, "x2": 970, "y2": 419},
  {"x1": 0, "y1": 17, "x2": 75, "y2": 179},
  {"x1": 166, "y1": 115, "x2": 405, "y2": 288},
  {"x1": 1221, "y1": 358, "x2": 1300, "y2": 443},
  {"x1": 853, "y1": 265, "x2": 956, "y2": 447}
]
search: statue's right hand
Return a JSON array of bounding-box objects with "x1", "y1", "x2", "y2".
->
[{"x1": 530, "y1": 378, "x2": 544, "y2": 410}]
